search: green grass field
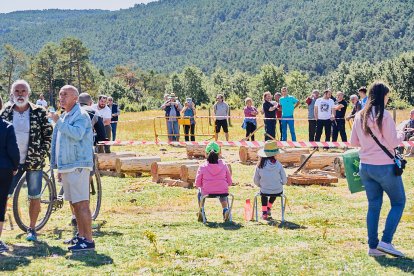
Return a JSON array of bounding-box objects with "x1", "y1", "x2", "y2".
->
[{"x1": 1, "y1": 109, "x2": 414, "y2": 275}]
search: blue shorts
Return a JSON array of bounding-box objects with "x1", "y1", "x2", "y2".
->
[{"x1": 8, "y1": 165, "x2": 43, "y2": 199}]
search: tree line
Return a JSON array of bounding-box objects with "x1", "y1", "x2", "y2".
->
[{"x1": 0, "y1": 38, "x2": 413, "y2": 111}]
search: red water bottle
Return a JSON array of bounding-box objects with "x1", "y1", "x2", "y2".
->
[{"x1": 244, "y1": 199, "x2": 253, "y2": 221}]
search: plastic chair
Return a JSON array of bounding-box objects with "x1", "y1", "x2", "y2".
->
[
  {"x1": 198, "y1": 191, "x2": 234, "y2": 224},
  {"x1": 253, "y1": 192, "x2": 286, "y2": 222}
]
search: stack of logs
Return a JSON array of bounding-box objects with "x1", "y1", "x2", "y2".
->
[{"x1": 239, "y1": 146, "x2": 310, "y2": 166}]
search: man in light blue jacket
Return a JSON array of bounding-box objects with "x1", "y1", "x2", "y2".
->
[{"x1": 49, "y1": 85, "x2": 95, "y2": 251}]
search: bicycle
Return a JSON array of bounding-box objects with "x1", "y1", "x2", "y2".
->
[{"x1": 12, "y1": 155, "x2": 102, "y2": 232}]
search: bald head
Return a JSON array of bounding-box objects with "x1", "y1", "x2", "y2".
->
[{"x1": 59, "y1": 85, "x2": 79, "y2": 112}]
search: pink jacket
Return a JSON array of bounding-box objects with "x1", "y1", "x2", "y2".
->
[
  {"x1": 350, "y1": 110, "x2": 405, "y2": 165},
  {"x1": 195, "y1": 160, "x2": 232, "y2": 195}
]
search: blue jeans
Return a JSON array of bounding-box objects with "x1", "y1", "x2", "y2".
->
[
  {"x1": 167, "y1": 120, "x2": 180, "y2": 141},
  {"x1": 8, "y1": 165, "x2": 43, "y2": 199},
  {"x1": 111, "y1": 122, "x2": 118, "y2": 141},
  {"x1": 281, "y1": 116, "x2": 296, "y2": 141},
  {"x1": 359, "y1": 163, "x2": 406, "y2": 249},
  {"x1": 264, "y1": 119, "x2": 276, "y2": 141}
]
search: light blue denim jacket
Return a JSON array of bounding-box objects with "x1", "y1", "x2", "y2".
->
[{"x1": 50, "y1": 103, "x2": 94, "y2": 171}]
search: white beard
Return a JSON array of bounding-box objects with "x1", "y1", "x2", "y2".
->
[{"x1": 13, "y1": 95, "x2": 29, "y2": 107}]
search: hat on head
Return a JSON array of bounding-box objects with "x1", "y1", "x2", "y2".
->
[
  {"x1": 257, "y1": 141, "x2": 281, "y2": 157},
  {"x1": 169, "y1": 93, "x2": 176, "y2": 98},
  {"x1": 78, "y1": 93, "x2": 92, "y2": 105},
  {"x1": 205, "y1": 141, "x2": 220, "y2": 154}
]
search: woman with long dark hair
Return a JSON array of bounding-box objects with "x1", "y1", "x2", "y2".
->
[
  {"x1": 350, "y1": 81, "x2": 406, "y2": 257},
  {"x1": 0, "y1": 96, "x2": 20, "y2": 253}
]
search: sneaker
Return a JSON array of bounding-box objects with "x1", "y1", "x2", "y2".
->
[
  {"x1": 223, "y1": 208, "x2": 230, "y2": 222},
  {"x1": 26, "y1": 228, "x2": 37, "y2": 242},
  {"x1": 0, "y1": 241, "x2": 9, "y2": 253},
  {"x1": 63, "y1": 233, "x2": 79, "y2": 245},
  {"x1": 368, "y1": 248, "x2": 386, "y2": 257},
  {"x1": 262, "y1": 214, "x2": 268, "y2": 220},
  {"x1": 68, "y1": 237, "x2": 95, "y2": 251},
  {"x1": 377, "y1": 241, "x2": 405, "y2": 257}
]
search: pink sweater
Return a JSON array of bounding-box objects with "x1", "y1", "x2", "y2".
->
[
  {"x1": 350, "y1": 110, "x2": 405, "y2": 165},
  {"x1": 195, "y1": 160, "x2": 232, "y2": 195}
]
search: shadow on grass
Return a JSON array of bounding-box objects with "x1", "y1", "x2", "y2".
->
[
  {"x1": 267, "y1": 219, "x2": 307, "y2": 230},
  {"x1": 0, "y1": 241, "x2": 66, "y2": 271},
  {"x1": 67, "y1": 251, "x2": 114, "y2": 267},
  {"x1": 204, "y1": 221, "x2": 243, "y2": 230},
  {"x1": 93, "y1": 230, "x2": 123, "y2": 238},
  {"x1": 374, "y1": 255, "x2": 414, "y2": 273}
]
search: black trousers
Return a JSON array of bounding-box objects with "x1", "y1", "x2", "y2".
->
[
  {"x1": 184, "y1": 124, "x2": 195, "y2": 141},
  {"x1": 308, "y1": 120, "x2": 317, "y2": 141},
  {"x1": 0, "y1": 169, "x2": 13, "y2": 221},
  {"x1": 245, "y1": 122, "x2": 257, "y2": 141},
  {"x1": 315, "y1": 119, "x2": 332, "y2": 142},
  {"x1": 264, "y1": 119, "x2": 276, "y2": 141},
  {"x1": 332, "y1": 119, "x2": 347, "y2": 142}
]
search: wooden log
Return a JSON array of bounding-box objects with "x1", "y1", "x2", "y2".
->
[
  {"x1": 96, "y1": 152, "x2": 137, "y2": 171},
  {"x1": 151, "y1": 160, "x2": 199, "y2": 182},
  {"x1": 186, "y1": 145, "x2": 206, "y2": 159},
  {"x1": 333, "y1": 157, "x2": 345, "y2": 177},
  {"x1": 287, "y1": 173, "x2": 338, "y2": 186},
  {"x1": 300, "y1": 153, "x2": 343, "y2": 171},
  {"x1": 239, "y1": 146, "x2": 309, "y2": 165},
  {"x1": 116, "y1": 156, "x2": 161, "y2": 174},
  {"x1": 180, "y1": 164, "x2": 232, "y2": 183},
  {"x1": 161, "y1": 179, "x2": 193, "y2": 189}
]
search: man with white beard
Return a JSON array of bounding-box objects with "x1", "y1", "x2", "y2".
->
[{"x1": 0, "y1": 80, "x2": 52, "y2": 241}]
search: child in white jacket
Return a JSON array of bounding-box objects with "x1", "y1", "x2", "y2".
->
[{"x1": 253, "y1": 141, "x2": 287, "y2": 220}]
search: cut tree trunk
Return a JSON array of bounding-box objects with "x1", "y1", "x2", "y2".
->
[
  {"x1": 239, "y1": 146, "x2": 309, "y2": 165},
  {"x1": 186, "y1": 145, "x2": 206, "y2": 159},
  {"x1": 287, "y1": 173, "x2": 338, "y2": 186},
  {"x1": 333, "y1": 156, "x2": 345, "y2": 177},
  {"x1": 96, "y1": 152, "x2": 137, "y2": 171},
  {"x1": 180, "y1": 163, "x2": 232, "y2": 183},
  {"x1": 151, "y1": 160, "x2": 199, "y2": 182},
  {"x1": 300, "y1": 153, "x2": 343, "y2": 171},
  {"x1": 116, "y1": 156, "x2": 161, "y2": 174},
  {"x1": 160, "y1": 179, "x2": 193, "y2": 189}
]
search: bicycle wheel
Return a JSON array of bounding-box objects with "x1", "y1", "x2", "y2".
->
[
  {"x1": 13, "y1": 171, "x2": 56, "y2": 232},
  {"x1": 90, "y1": 169, "x2": 102, "y2": 220}
]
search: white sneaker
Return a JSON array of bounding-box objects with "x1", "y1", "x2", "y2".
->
[
  {"x1": 368, "y1": 248, "x2": 386, "y2": 257},
  {"x1": 377, "y1": 241, "x2": 405, "y2": 257}
]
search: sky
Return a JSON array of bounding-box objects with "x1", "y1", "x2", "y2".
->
[{"x1": 0, "y1": 0, "x2": 158, "y2": 14}]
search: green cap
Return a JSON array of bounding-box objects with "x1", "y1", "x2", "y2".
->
[{"x1": 205, "y1": 141, "x2": 220, "y2": 154}]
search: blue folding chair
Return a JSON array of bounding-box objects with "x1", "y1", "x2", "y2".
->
[
  {"x1": 253, "y1": 192, "x2": 286, "y2": 222},
  {"x1": 198, "y1": 190, "x2": 234, "y2": 224}
]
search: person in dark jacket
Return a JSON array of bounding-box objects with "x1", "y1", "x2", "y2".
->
[
  {"x1": 107, "y1": 97, "x2": 120, "y2": 141},
  {"x1": 0, "y1": 96, "x2": 20, "y2": 253},
  {"x1": 78, "y1": 93, "x2": 107, "y2": 145}
]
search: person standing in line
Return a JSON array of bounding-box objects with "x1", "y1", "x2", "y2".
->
[
  {"x1": 358, "y1": 86, "x2": 368, "y2": 109},
  {"x1": 262, "y1": 91, "x2": 277, "y2": 141},
  {"x1": 0, "y1": 80, "x2": 53, "y2": 242},
  {"x1": 332, "y1": 91, "x2": 348, "y2": 142},
  {"x1": 0, "y1": 96, "x2": 20, "y2": 253},
  {"x1": 274, "y1": 92, "x2": 283, "y2": 140},
  {"x1": 163, "y1": 93, "x2": 182, "y2": 142},
  {"x1": 350, "y1": 81, "x2": 406, "y2": 257},
  {"x1": 107, "y1": 96, "x2": 120, "y2": 141},
  {"x1": 346, "y1": 94, "x2": 362, "y2": 121},
  {"x1": 314, "y1": 89, "x2": 335, "y2": 143},
  {"x1": 49, "y1": 85, "x2": 95, "y2": 251},
  {"x1": 35, "y1": 94, "x2": 48, "y2": 108},
  {"x1": 306, "y1": 90, "x2": 319, "y2": 141},
  {"x1": 213, "y1": 94, "x2": 229, "y2": 141},
  {"x1": 182, "y1": 98, "x2": 196, "y2": 141},
  {"x1": 279, "y1": 87, "x2": 299, "y2": 141},
  {"x1": 92, "y1": 95, "x2": 112, "y2": 153},
  {"x1": 243, "y1": 97, "x2": 258, "y2": 141}
]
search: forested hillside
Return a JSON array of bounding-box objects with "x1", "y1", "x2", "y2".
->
[{"x1": 0, "y1": 0, "x2": 413, "y2": 75}]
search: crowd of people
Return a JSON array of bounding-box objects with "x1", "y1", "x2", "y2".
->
[{"x1": 0, "y1": 79, "x2": 413, "y2": 258}]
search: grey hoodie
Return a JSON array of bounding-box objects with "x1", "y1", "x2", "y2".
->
[{"x1": 253, "y1": 160, "x2": 287, "y2": 194}]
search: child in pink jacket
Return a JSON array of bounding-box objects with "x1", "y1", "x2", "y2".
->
[{"x1": 195, "y1": 142, "x2": 232, "y2": 221}]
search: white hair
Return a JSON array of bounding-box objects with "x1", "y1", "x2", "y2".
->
[
  {"x1": 60, "y1": 85, "x2": 79, "y2": 96},
  {"x1": 350, "y1": 94, "x2": 358, "y2": 100},
  {"x1": 11, "y1": 80, "x2": 31, "y2": 95}
]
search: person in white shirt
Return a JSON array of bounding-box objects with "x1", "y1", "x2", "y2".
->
[
  {"x1": 314, "y1": 89, "x2": 335, "y2": 142},
  {"x1": 92, "y1": 95, "x2": 112, "y2": 153},
  {"x1": 35, "y1": 94, "x2": 48, "y2": 108}
]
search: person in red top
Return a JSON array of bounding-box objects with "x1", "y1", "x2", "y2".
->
[{"x1": 274, "y1": 92, "x2": 283, "y2": 139}]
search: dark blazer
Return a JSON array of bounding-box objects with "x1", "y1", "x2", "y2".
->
[{"x1": 0, "y1": 118, "x2": 20, "y2": 170}]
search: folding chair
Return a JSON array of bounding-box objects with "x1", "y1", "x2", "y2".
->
[
  {"x1": 198, "y1": 191, "x2": 234, "y2": 224},
  {"x1": 253, "y1": 192, "x2": 286, "y2": 222}
]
